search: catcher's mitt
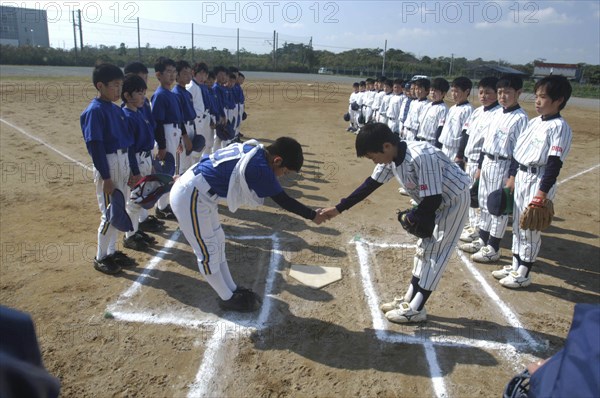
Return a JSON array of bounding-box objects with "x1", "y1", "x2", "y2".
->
[
  {"x1": 397, "y1": 209, "x2": 435, "y2": 239},
  {"x1": 520, "y1": 196, "x2": 554, "y2": 231}
]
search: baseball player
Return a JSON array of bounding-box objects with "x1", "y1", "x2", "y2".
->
[
  {"x1": 363, "y1": 78, "x2": 376, "y2": 123},
  {"x1": 235, "y1": 71, "x2": 246, "y2": 140},
  {"x1": 320, "y1": 123, "x2": 470, "y2": 323},
  {"x1": 371, "y1": 77, "x2": 387, "y2": 121},
  {"x1": 348, "y1": 82, "x2": 360, "y2": 132},
  {"x1": 169, "y1": 137, "x2": 328, "y2": 312},
  {"x1": 123, "y1": 62, "x2": 164, "y2": 233},
  {"x1": 186, "y1": 62, "x2": 214, "y2": 157},
  {"x1": 121, "y1": 74, "x2": 159, "y2": 251},
  {"x1": 460, "y1": 75, "x2": 528, "y2": 263},
  {"x1": 151, "y1": 57, "x2": 192, "y2": 220},
  {"x1": 457, "y1": 77, "x2": 501, "y2": 243},
  {"x1": 356, "y1": 81, "x2": 367, "y2": 127},
  {"x1": 492, "y1": 75, "x2": 572, "y2": 288},
  {"x1": 173, "y1": 60, "x2": 197, "y2": 173},
  {"x1": 377, "y1": 79, "x2": 393, "y2": 123},
  {"x1": 438, "y1": 77, "x2": 473, "y2": 162},
  {"x1": 80, "y1": 63, "x2": 135, "y2": 274},
  {"x1": 416, "y1": 77, "x2": 449, "y2": 147},
  {"x1": 211, "y1": 66, "x2": 234, "y2": 151},
  {"x1": 397, "y1": 82, "x2": 413, "y2": 135},
  {"x1": 385, "y1": 79, "x2": 404, "y2": 134},
  {"x1": 402, "y1": 79, "x2": 430, "y2": 141}
]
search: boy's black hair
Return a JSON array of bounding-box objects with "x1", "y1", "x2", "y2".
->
[
  {"x1": 413, "y1": 78, "x2": 431, "y2": 91},
  {"x1": 121, "y1": 73, "x2": 147, "y2": 103},
  {"x1": 175, "y1": 60, "x2": 192, "y2": 74},
  {"x1": 228, "y1": 72, "x2": 237, "y2": 80},
  {"x1": 359, "y1": 81, "x2": 366, "y2": 86},
  {"x1": 384, "y1": 79, "x2": 393, "y2": 87},
  {"x1": 534, "y1": 75, "x2": 572, "y2": 111},
  {"x1": 124, "y1": 61, "x2": 148, "y2": 75},
  {"x1": 451, "y1": 76, "x2": 473, "y2": 92},
  {"x1": 355, "y1": 123, "x2": 398, "y2": 157},
  {"x1": 497, "y1": 74, "x2": 523, "y2": 91},
  {"x1": 377, "y1": 76, "x2": 387, "y2": 83},
  {"x1": 154, "y1": 56, "x2": 176, "y2": 73},
  {"x1": 238, "y1": 72, "x2": 245, "y2": 78},
  {"x1": 266, "y1": 137, "x2": 304, "y2": 172},
  {"x1": 353, "y1": 82, "x2": 360, "y2": 87},
  {"x1": 207, "y1": 71, "x2": 216, "y2": 80},
  {"x1": 228, "y1": 66, "x2": 239, "y2": 73},
  {"x1": 193, "y1": 62, "x2": 209, "y2": 75},
  {"x1": 478, "y1": 76, "x2": 499, "y2": 91},
  {"x1": 393, "y1": 78, "x2": 403, "y2": 86},
  {"x1": 431, "y1": 77, "x2": 449, "y2": 93},
  {"x1": 366, "y1": 78, "x2": 375, "y2": 84},
  {"x1": 213, "y1": 65, "x2": 228, "y2": 75},
  {"x1": 93, "y1": 63, "x2": 124, "y2": 87}
]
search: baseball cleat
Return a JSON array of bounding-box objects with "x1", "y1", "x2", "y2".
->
[
  {"x1": 138, "y1": 215, "x2": 165, "y2": 232},
  {"x1": 218, "y1": 290, "x2": 260, "y2": 312},
  {"x1": 93, "y1": 256, "x2": 122, "y2": 275},
  {"x1": 460, "y1": 227, "x2": 479, "y2": 242},
  {"x1": 459, "y1": 238, "x2": 484, "y2": 253},
  {"x1": 398, "y1": 187, "x2": 409, "y2": 196},
  {"x1": 155, "y1": 205, "x2": 177, "y2": 221},
  {"x1": 385, "y1": 302, "x2": 427, "y2": 324},
  {"x1": 492, "y1": 265, "x2": 513, "y2": 280},
  {"x1": 123, "y1": 234, "x2": 149, "y2": 251},
  {"x1": 499, "y1": 271, "x2": 531, "y2": 288},
  {"x1": 135, "y1": 230, "x2": 157, "y2": 245},
  {"x1": 110, "y1": 251, "x2": 136, "y2": 267},
  {"x1": 380, "y1": 297, "x2": 406, "y2": 313},
  {"x1": 471, "y1": 245, "x2": 501, "y2": 263}
]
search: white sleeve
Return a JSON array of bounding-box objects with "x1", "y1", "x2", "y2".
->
[{"x1": 370, "y1": 163, "x2": 395, "y2": 184}]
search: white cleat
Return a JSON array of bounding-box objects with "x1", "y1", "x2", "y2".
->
[
  {"x1": 492, "y1": 265, "x2": 513, "y2": 280},
  {"x1": 471, "y1": 245, "x2": 501, "y2": 263},
  {"x1": 459, "y1": 238, "x2": 484, "y2": 253},
  {"x1": 385, "y1": 302, "x2": 427, "y2": 324},
  {"x1": 460, "y1": 227, "x2": 480, "y2": 242},
  {"x1": 398, "y1": 187, "x2": 409, "y2": 196},
  {"x1": 380, "y1": 297, "x2": 406, "y2": 313},
  {"x1": 499, "y1": 271, "x2": 531, "y2": 288}
]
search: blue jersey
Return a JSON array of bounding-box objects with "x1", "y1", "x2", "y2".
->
[
  {"x1": 80, "y1": 97, "x2": 131, "y2": 153},
  {"x1": 172, "y1": 84, "x2": 197, "y2": 122},
  {"x1": 142, "y1": 97, "x2": 156, "y2": 131},
  {"x1": 231, "y1": 84, "x2": 242, "y2": 104},
  {"x1": 207, "y1": 85, "x2": 225, "y2": 118},
  {"x1": 195, "y1": 144, "x2": 282, "y2": 198},
  {"x1": 122, "y1": 107, "x2": 155, "y2": 152},
  {"x1": 213, "y1": 83, "x2": 234, "y2": 111},
  {"x1": 151, "y1": 86, "x2": 184, "y2": 124}
]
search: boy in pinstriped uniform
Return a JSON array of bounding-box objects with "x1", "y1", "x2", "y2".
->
[
  {"x1": 460, "y1": 75, "x2": 528, "y2": 263},
  {"x1": 321, "y1": 123, "x2": 470, "y2": 323},
  {"x1": 416, "y1": 77, "x2": 449, "y2": 147},
  {"x1": 492, "y1": 75, "x2": 573, "y2": 288},
  {"x1": 438, "y1": 77, "x2": 473, "y2": 162}
]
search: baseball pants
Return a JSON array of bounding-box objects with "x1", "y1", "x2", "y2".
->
[
  {"x1": 442, "y1": 146, "x2": 459, "y2": 162},
  {"x1": 478, "y1": 157, "x2": 511, "y2": 238},
  {"x1": 466, "y1": 161, "x2": 480, "y2": 228},
  {"x1": 156, "y1": 124, "x2": 182, "y2": 211},
  {"x1": 125, "y1": 151, "x2": 153, "y2": 239},
  {"x1": 179, "y1": 120, "x2": 199, "y2": 174}
]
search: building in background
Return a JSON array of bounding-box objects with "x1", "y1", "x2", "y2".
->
[
  {"x1": 533, "y1": 62, "x2": 582, "y2": 82},
  {"x1": 0, "y1": 5, "x2": 49, "y2": 47}
]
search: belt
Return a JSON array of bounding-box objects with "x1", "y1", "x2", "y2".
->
[
  {"x1": 139, "y1": 150, "x2": 152, "y2": 158},
  {"x1": 484, "y1": 153, "x2": 509, "y2": 161},
  {"x1": 415, "y1": 137, "x2": 426, "y2": 142},
  {"x1": 207, "y1": 188, "x2": 216, "y2": 196},
  {"x1": 108, "y1": 148, "x2": 128, "y2": 155},
  {"x1": 519, "y1": 164, "x2": 538, "y2": 173}
]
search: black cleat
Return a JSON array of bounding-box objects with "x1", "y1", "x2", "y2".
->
[
  {"x1": 93, "y1": 256, "x2": 122, "y2": 275},
  {"x1": 138, "y1": 215, "x2": 165, "y2": 232},
  {"x1": 218, "y1": 291, "x2": 260, "y2": 312},
  {"x1": 135, "y1": 230, "x2": 157, "y2": 245},
  {"x1": 155, "y1": 205, "x2": 177, "y2": 221},
  {"x1": 110, "y1": 251, "x2": 136, "y2": 267},
  {"x1": 123, "y1": 234, "x2": 149, "y2": 251}
]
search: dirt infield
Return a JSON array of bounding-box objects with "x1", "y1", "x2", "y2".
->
[{"x1": 0, "y1": 73, "x2": 599, "y2": 397}]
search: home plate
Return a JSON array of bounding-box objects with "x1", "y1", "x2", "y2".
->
[{"x1": 288, "y1": 264, "x2": 342, "y2": 289}]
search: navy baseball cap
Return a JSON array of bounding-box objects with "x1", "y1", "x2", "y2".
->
[
  {"x1": 152, "y1": 152, "x2": 175, "y2": 176},
  {"x1": 130, "y1": 174, "x2": 174, "y2": 210},
  {"x1": 191, "y1": 134, "x2": 206, "y2": 153},
  {"x1": 404, "y1": 83, "x2": 411, "y2": 89},
  {"x1": 106, "y1": 189, "x2": 133, "y2": 232},
  {"x1": 487, "y1": 188, "x2": 514, "y2": 216}
]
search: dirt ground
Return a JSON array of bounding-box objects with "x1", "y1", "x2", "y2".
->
[{"x1": 0, "y1": 73, "x2": 599, "y2": 398}]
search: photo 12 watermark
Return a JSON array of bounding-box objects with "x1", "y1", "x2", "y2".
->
[
  {"x1": 399, "y1": 1, "x2": 539, "y2": 24},
  {"x1": 199, "y1": 1, "x2": 340, "y2": 24}
]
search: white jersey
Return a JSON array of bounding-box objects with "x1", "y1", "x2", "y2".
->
[
  {"x1": 463, "y1": 103, "x2": 502, "y2": 161},
  {"x1": 349, "y1": 91, "x2": 359, "y2": 105},
  {"x1": 379, "y1": 93, "x2": 393, "y2": 119},
  {"x1": 417, "y1": 101, "x2": 448, "y2": 141},
  {"x1": 398, "y1": 95, "x2": 411, "y2": 125},
  {"x1": 372, "y1": 90, "x2": 386, "y2": 111},
  {"x1": 513, "y1": 114, "x2": 572, "y2": 166},
  {"x1": 186, "y1": 79, "x2": 208, "y2": 116},
  {"x1": 481, "y1": 105, "x2": 529, "y2": 158},
  {"x1": 356, "y1": 91, "x2": 365, "y2": 107},
  {"x1": 363, "y1": 90, "x2": 376, "y2": 108},
  {"x1": 370, "y1": 141, "x2": 470, "y2": 204},
  {"x1": 404, "y1": 98, "x2": 430, "y2": 132},
  {"x1": 438, "y1": 102, "x2": 473, "y2": 149}
]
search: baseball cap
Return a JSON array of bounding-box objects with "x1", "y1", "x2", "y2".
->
[
  {"x1": 152, "y1": 152, "x2": 176, "y2": 176},
  {"x1": 106, "y1": 189, "x2": 133, "y2": 232},
  {"x1": 487, "y1": 187, "x2": 514, "y2": 216}
]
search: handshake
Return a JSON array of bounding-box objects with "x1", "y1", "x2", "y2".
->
[{"x1": 312, "y1": 207, "x2": 340, "y2": 225}]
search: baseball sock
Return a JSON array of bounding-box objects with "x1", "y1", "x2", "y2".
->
[
  {"x1": 219, "y1": 262, "x2": 237, "y2": 291},
  {"x1": 512, "y1": 254, "x2": 521, "y2": 271},
  {"x1": 479, "y1": 229, "x2": 490, "y2": 245},
  {"x1": 517, "y1": 261, "x2": 533, "y2": 278},
  {"x1": 404, "y1": 276, "x2": 420, "y2": 303},
  {"x1": 204, "y1": 273, "x2": 234, "y2": 301},
  {"x1": 409, "y1": 286, "x2": 432, "y2": 312},
  {"x1": 488, "y1": 236, "x2": 501, "y2": 252}
]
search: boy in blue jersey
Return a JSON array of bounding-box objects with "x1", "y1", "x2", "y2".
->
[
  {"x1": 123, "y1": 62, "x2": 164, "y2": 232},
  {"x1": 170, "y1": 137, "x2": 328, "y2": 312},
  {"x1": 187, "y1": 62, "x2": 214, "y2": 157},
  {"x1": 151, "y1": 56, "x2": 192, "y2": 220},
  {"x1": 173, "y1": 60, "x2": 197, "y2": 172},
  {"x1": 211, "y1": 66, "x2": 233, "y2": 151},
  {"x1": 80, "y1": 63, "x2": 135, "y2": 275},
  {"x1": 121, "y1": 74, "x2": 160, "y2": 251},
  {"x1": 237, "y1": 72, "x2": 246, "y2": 139}
]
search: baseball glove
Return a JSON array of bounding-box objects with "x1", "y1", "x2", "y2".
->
[
  {"x1": 343, "y1": 112, "x2": 351, "y2": 122},
  {"x1": 519, "y1": 196, "x2": 554, "y2": 231},
  {"x1": 397, "y1": 209, "x2": 435, "y2": 239}
]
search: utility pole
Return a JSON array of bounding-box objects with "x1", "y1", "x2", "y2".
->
[
  {"x1": 449, "y1": 53, "x2": 454, "y2": 76},
  {"x1": 273, "y1": 30, "x2": 276, "y2": 71},
  {"x1": 191, "y1": 23, "x2": 195, "y2": 62},
  {"x1": 72, "y1": 10, "x2": 78, "y2": 63},
  {"x1": 137, "y1": 17, "x2": 141, "y2": 60},
  {"x1": 382, "y1": 39, "x2": 387, "y2": 76},
  {"x1": 78, "y1": 9, "x2": 83, "y2": 52},
  {"x1": 236, "y1": 28, "x2": 240, "y2": 68}
]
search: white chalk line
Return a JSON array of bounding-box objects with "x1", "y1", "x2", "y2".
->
[
  {"x1": 557, "y1": 163, "x2": 600, "y2": 186},
  {"x1": 0, "y1": 117, "x2": 92, "y2": 171}
]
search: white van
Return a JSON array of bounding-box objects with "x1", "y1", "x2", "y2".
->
[
  {"x1": 410, "y1": 75, "x2": 429, "y2": 81},
  {"x1": 318, "y1": 67, "x2": 333, "y2": 75}
]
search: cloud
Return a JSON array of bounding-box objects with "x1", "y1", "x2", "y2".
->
[{"x1": 475, "y1": 6, "x2": 576, "y2": 29}]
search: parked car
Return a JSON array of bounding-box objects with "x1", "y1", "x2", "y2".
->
[
  {"x1": 410, "y1": 74, "x2": 429, "y2": 81},
  {"x1": 318, "y1": 67, "x2": 334, "y2": 75}
]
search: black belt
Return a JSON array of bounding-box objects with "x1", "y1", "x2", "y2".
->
[
  {"x1": 108, "y1": 148, "x2": 128, "y2": 155},
  {"x1": 208, "y1": 188, "x2": 216, "y2": 196},
  {"x1": 139, "y1": 150, "x2": 151, "y2": 158},
  {"x1": 415, "y1": 137, "x2": 426, "y2": 142},
  {"x1": 485, "y1": 153, "x2": 509, "y2": 161},
  {"x1": 519, "y1": 164, "x2": 538, "y2": 173}
]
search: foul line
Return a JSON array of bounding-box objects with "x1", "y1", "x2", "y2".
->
[{"x1": 558, "y1": 163, "x2": 600, "y2": 186}]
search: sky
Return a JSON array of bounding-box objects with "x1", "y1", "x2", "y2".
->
[{"x1": 5, "y1": 0, "x2": 600, "y2": 65}]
